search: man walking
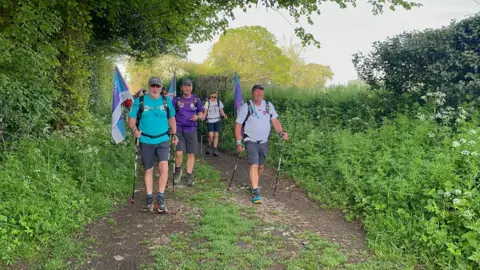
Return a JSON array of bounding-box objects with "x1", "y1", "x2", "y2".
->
[
  {"x1": 235, "y1": 85, "x2": 288, "y2": 204},
  {"x1": 128, "y1": 76, "x2": 178, "y2": 213},
  {"x1": 203, "y1": 90, "x2": 227, "y2": 157},
  {"x1": 172, "y1": 79, "x2": 204, "y2": 187}
]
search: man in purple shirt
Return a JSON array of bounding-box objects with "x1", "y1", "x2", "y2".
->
[{"x1": 172, "y1": 79, "x2": 204, "y2": 186}]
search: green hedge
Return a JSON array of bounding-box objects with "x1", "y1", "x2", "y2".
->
[{"x1": 218, "y1": 86, "x2": 480, "y2": 268}]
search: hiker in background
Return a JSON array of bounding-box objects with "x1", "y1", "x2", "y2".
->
[
  {"x1": 172, "y1": 79, "x2": 204, "y2": 187},
  {"x1": 128, "y1": 76, "x2": 178, "y2": 213},
  {"x1": 161, "y1": 86, "x2": 168, "y2": 97},
  {"x1": 235, "y1": 85, "x2": 288, "y2": 204},
  {"x1": 203, "y1": 90, "x2": 227, "y2": 156}
]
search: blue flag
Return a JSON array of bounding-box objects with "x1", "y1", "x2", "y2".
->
[
  {"x1": 234, "y1": 72, "x2": 244, "y2": 114},
  {"x1": 167, "y1": 71, "x2": 176, "y2": 99},
  {"x1": 111, "y1": 66, "x2": 132, "y2": 144}
]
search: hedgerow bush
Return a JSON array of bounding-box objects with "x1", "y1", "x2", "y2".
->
[
  {"x1": 219, "y1": 85, "x2": 480, "y2": 268},
  {"x1": 0, "y1": 118, "x2": 133, "y2": 265}
]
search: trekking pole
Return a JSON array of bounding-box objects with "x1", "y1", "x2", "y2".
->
[
  {"x1": 273, "y1": 139, "x2": 285, "y2": 196},
  {"x1": 200, "y1": 121, "x2": 204, "y2": 158},
  {"x1": 130, "y1": 138, "x2": 140, "y2": 203},
  {"x1": 228, "y1": 154, "x2": 241, "y2": 191},
  {"x1": 171, "y1": 135, "x2": 176, "y2": 192}
]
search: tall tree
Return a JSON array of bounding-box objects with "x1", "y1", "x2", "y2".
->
[
  {"x1": 205, "y1": 26, "x2": 293, "y2": 86},
  {"x1": 282, "y1": 38, "x2": 333, "y2": 88}
]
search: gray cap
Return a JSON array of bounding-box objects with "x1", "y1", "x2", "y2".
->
[
  {"x1": 148, "y1": 76, "x2": 163, "y2": 86},
  {"x1": 182, "y1": 79, "x2": 193, "y2": 86}
]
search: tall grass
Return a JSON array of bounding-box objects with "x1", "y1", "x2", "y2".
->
[{"x1": 0, "y1": 117, "x2": 133, "y2": 266}]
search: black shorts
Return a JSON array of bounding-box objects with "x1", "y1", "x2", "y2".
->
[
  {"x1": 245, "y1": 141, "x2": 269, "y2": 166},
  {"x1": 176, "y1": 130, "x2": 198, "y2": 154},
  {"x1": 207, "y1": 120, "x2": 221, "y2": 132},
  {"x1": 140, "y1": 141, "x2": 170, "y2": 169}
]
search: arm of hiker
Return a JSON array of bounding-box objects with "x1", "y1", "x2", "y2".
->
[
  {"x1": 167, "y1": 97, "x2": 178, "y2": 145},
  {"x1": 235, "y1": 123, "x2": 244, "y2": 153},
  {"x1": 220, "y1": 101, "x2": 227, "y2": 119},
  {"x1": 272, "y1": 119, "x2": 288, "y2": 140},
  {"x1": 169, "y1": 117, "x2": 178, "y2": 145},
  {"x1": 268, "y1": 103, "x2": 287, "y2": 140},
  {"x1": 195, "y1": 98, "x2": 204, "y2": 121},
  {"x1": 234, "y1": 103, "x2": 248, "y2": 153},
  {"x1": 128, "y1": 98, "x2": 141, "y2": 138}
]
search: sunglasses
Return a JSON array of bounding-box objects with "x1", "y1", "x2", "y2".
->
[
  {"x1": 210, "y1": 96, "x2": 217, "y2": 98},
  {"x1": 150, "y1": 84, "x2": 162, "y2": 88}
]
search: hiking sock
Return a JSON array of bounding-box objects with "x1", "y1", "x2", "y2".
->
[
  {"x1": 147, "y1": 194, "x2": 153, "y2": 199},
  {"x1": 157, "y1": 192, "x2": 164, "y2": 198}
]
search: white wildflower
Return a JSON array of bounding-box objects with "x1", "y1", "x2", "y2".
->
[
  {"x1": 469, "y1": 130, "x2": 477, "y2": 135},
  {"x1": 444, "y1": 191, "x2": 451, "y2": 198},
  {"x1": 464, "y1": 191, "x2": 472, "y2": 197},
  {"x1": 460, "y1": 138, "x2": 467, "y2": 144},
  {"x1": 33, "y1": 169, "x2": 40, "y2": 173},
  {"x1": 454, "y1": 189, "x2": 462, "y2": 195},
  {"x1": 463, "y1": 210, "x2": 474, "y2": 220},
  {"x1": 472, "y1": 152, "x2": 478, "y2": 156},
  {"x1": 452, "y1": 141, "x2": 460, "y2": 148},
  {"x1": 428, "y1": 132, "x2": 435, "y2": 138},
  {"x1": 469, "y1": 140, "x2": 476, "y2": 146},
  {"x1": 461, "y1": 150, "x2": 470, "y2": 156},
  {"x1": 453, "y1": 198, "x2": 461, "y2": 205}
]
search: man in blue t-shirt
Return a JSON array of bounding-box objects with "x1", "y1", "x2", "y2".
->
[{"x1": 128, "y1": 76, "x2": 178, "y2": 213}]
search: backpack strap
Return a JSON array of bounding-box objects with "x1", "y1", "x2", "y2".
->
[
  {"x1": 265, "y1": 100, "x2": 272, "y2": 119},
  {"x1": 135, "y1": 95, "x2": 145, "y2": 129},
  {"x1": 162, "y1": 95, "x2": 170, "y2": 118}
]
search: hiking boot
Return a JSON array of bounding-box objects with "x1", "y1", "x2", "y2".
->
[
  {"x1": 186, "y1": 173, "x2": 195, "y2": 187},
  {"x1": 252, "y1": 194, "x2": 262, "y2": 204},
  {"x1": 252, "y1": 188, "x2": 262, "y2": 204},
  {"x1": 156, "y1": 196, "x2": 168, "y2": 214},
  {"x1": 213, "y1": 148, "x2": 218, "y2": 157},
  {"x1": 206, "y1": 149, "x2": 211, "y2": 155},
  {"x1": 144, "y1": 196, "x2": 154, "y2": 212},
  {"x1": 173, "y1": 168, "x2": 183, "y2": 184}
]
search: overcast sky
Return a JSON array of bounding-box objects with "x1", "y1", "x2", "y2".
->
[{"x1": 187, "y1": 0, "x2": 479, "y2": 85}]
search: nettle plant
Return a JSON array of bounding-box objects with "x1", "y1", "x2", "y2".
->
[{"x1": 422, "y1": 126, "x2": 480, "y2": 266}]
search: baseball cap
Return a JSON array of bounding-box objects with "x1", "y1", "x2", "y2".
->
[
  {"x1": 182, "y1": 79, "x2": 193, "y2": 86},
  {"x1": 251, "y1": 84, "x2": 264, "y2": 92},
  {"x1": 148, "y1": 76, "x2": 163, "y2": 86}
]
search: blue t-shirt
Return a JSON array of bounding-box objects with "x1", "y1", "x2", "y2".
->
[{"x1": 129, "y1": 95, "x2": 176, "y2": 144}]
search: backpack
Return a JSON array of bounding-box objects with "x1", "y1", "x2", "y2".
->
[
  {"x1": 205, "y1": 98, "x2": 221, "y2": 119},
  {"x1": 174, "y1": 94, "x2": 199, "y2": 112},
  {"x1": 135, "y1": 94, "x2": 171, "y2": 139},
  {"x1": 242, "y1": 100, "x2": 272, "y2": 139}
]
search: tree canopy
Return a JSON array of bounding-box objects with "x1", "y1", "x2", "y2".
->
[{"x1": 0, "y1": 0, "x2": 419, "y2": 139}]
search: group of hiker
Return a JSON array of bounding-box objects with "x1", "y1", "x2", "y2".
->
[{"x1": 127, "y1": 76, "x2": 288, "y2": 213}]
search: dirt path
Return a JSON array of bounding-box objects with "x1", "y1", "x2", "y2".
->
[{"x1": 75, "y1": 149, "x2": 368, "y2": 269}]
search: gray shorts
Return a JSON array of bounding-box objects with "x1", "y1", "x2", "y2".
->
[
  {"x1": 176, "y1": 130, "x2": 198, "y2": 154},
  {"x1": 140, "y1": 141, "x2": 170, "y2": 169},
  {"x1": 245, "y1": 141, "x2": 269, "y2": 166}
]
